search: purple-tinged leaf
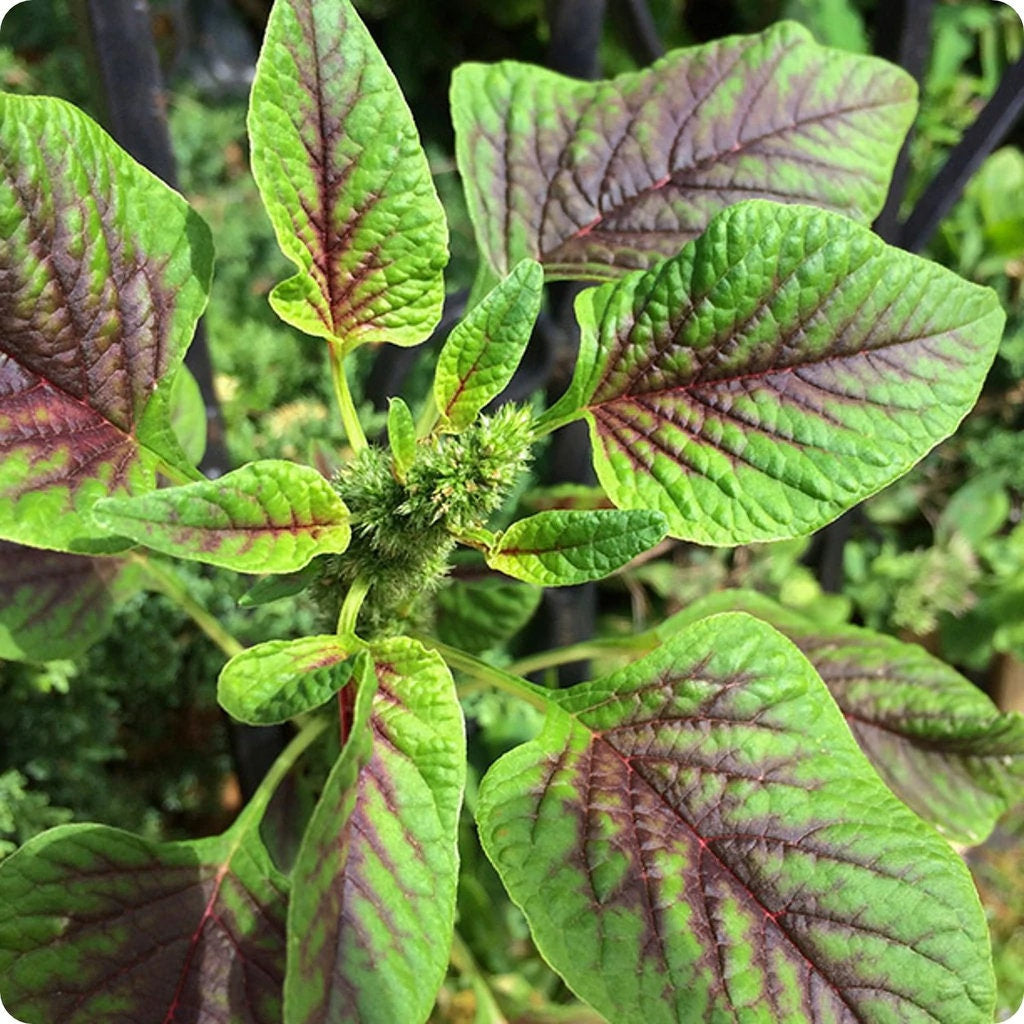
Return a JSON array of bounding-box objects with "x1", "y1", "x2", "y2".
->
[
  {"x1": 249, "y1": 0, "x2": 448, "y2": 350},
  {"x1": 0, "y1": 541, "x2": 140, "y2": 662},
  {"x1": 486, "y1": 509, "x2": 667, "y2": 585},
  {"x1": 0, "y1": 802, "x2": 290, "y2": 1022},
  {"x1": 0, "y1": 94, "x2": 213, "y2": 554},
  {"x1": 478, "y1": 612, "x2": 994, "y2": 1024},
  {"x1": 219, "y1": 634, "x2": 357, "y2": 725},
  {"x1": 452, "y1": 21, "x2": 916, "y2": 281},
  {"x1": 433, "y1": 259, "x2": 543, "y2": 431},
  {"x1": 539, "y1": 200, "x2": 1005, "y2": 545},
  {"x1": 93, "y1": 460, "x2": 350, "y2": 573},
  {"x1": 663, "y1": 589, "x2": 1024, "y2": 844},
  {"x1": 286, "y1": 638, "x2": 465, "y2": 1024}
]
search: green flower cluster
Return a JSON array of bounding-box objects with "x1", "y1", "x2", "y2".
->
[{"x1": 316, "y1": 404, "x2": 534, "y2": 634}]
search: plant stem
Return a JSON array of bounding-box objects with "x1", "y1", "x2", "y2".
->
[
  {"x1": 237, "y1": 715, "x2": 329, "y2": 829},
  {"x1": 509, "y1": 632, "x2": 657, "y2": 677},
  {"x1": 415, "y1": 636, "x2": 551, "y2": 712},
  {"x1": 156, "y1": 458, "x2": 200, "y2": 487},
  {"x1": 130, "y1": 552, "x2": 244, "y2": 659},
  {"x1": 336, "y1": 576, "x2": 371, "y2": 638},
  {"x1": 328, "y1": 341, "x2": 368, "y2": 452},
  {"x1": 450, "y1": 931, "x2": 509, "y2": 1024},
  {"x1": 415, "y1": 391, "x2": 439, "y2": 437}
]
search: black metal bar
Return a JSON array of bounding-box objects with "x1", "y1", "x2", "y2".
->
[
  {"x1": 76, "y1": 0, "x2": 232, "y2": 478},
  {"x1": 545, "y1": 0, "x2": 608, "y2": 80},
  {"x1": 899, "y1": 53, "x2": 1024, "y2": 252},
  {"x1": 872, "y1": 0, "x2": 935, "y2": 243},
  {"x1": 615, "y1": 0, "x2": 665, "y2": 65}
]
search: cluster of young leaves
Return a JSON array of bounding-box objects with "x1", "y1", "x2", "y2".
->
[{"x1": 0, "y1": 0, "x2": 1017, "y2": 1021}]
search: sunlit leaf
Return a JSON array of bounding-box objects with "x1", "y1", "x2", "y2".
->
[
  {"x1": 434, "y1": 259, "x2": 543, "y2": 431},
  {"x1": 286, "y1": 637, "x2": 465, "y2": 1024},
  {"x1": 486, "y1": 509, "x2": 666, "y2": 585},
  {"x1": 249, "y1": 0, "x2": 448, "y2": 350},
  {"x1": 541, "y1": 201, "x2": 1004, "y2": 545},
  {"x1": 93, "y1": 460, "x2": 350, "y2": 573},
  {"x1": 219, "y1": 634, "x2": 357, "y2": 725},
  {"x1": 478, "y1": 612, "x2": 994, "y2": 1024},
  {"x1": 0, "y1": 94, "x2": 212, "y2": 554},
  {"x1": 453, "y1": 22, "x2": 915, "y2": 280},
  {"x1": 663, "y1": 589, "x2": 1024, "y2": 844}
]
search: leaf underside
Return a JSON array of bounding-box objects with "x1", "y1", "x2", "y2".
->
[
  {"x1": 93, "y1": 460, "x2": 351, "y2": 573},
  {"x1": 478, "y1": 613, "x2": 994, "y2": 1024},
  {"x1": 286, "y1": 638, "x2": 465, "y2": 1024},
  {"x1": 553, "y1": 200, "x2": 1004, "y2": 545},
  {"x1": 0, "y1": 819, "x2": 287, "y2": 1024},
  {"x1": 249, "y1": 0, "x2": 448, "y2": 349},
  {"x1": 662, "y1": 590, "x2": 1024, "y2": 844},
  {"x1": 0, "y1": 94, "x2": 213, "y2": 554},
  {"x1": 452, "y1": 21, "x2": 916, "y2": 280},
  {"x1": 0, "y1": 540, "x2": 136, "y2": 661}
]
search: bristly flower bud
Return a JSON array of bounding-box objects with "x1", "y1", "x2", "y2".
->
[{"x1": 315, "y1": 404, "x2": 535, "y2": 636}]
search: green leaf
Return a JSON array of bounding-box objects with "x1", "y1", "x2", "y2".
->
[
  {"x1": 542, "y1": 200, "x2": 1004, "y2": 545},
  {"x1": 0, "y1": 94, "x2": 213, "y2": 553},
  {"x1": 936, "y1": 473, "x2": 1010, "y2": 546},
  {"x1": 93, "y1": 460, "x2": 350, "y2": 573},
  {"x1": 661, "y1": 589, "x2": 1024, "y2": 844},
  {"x1": 388, "y1": 397, "x2": 417, "y2": 479},
  {"x1": 486, "y1": 509, "x2": 666, "y2": 585},
  {"x1": 452, "y1": 22, "x2": 915, "y2": 281},
  {"x1": 435, "y1": 577, "x2": 542, "y2": 654},
  {"x1": 169, "y1": 366, "x2": 208, "y2": 468},
  {"x1": 0, "y1": 791, "x2": 289, "y2": 1022},
  {"x1": 218, "y1": 635, "x2": 357, "y2": 725},
  {"x1": 0, "y1": 542, "x2": 140, "y2": 662},
  {"x1": 286, "y1": 638, "x2": 465, "y2": 1024},
  {"x1": 434, "y1": 259, "x2": 543, "y2": 431},
  {"x1": 249, "y1": 0, "x2": 448, "y2": 350},
  {"x1": 478, "y1": 612, "x2": 994, "y2": 1024},
  {"x1": 239, "y1": 563, "x2": 321, "y2": 608}
]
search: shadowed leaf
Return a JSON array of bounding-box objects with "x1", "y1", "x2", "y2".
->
[
  {"x1": 478, "y1": 612, "x2": 994, "y2": 1024},
  {"x1": 487, "y1": 509, "x2": 666, "y2": 585},
  {"x1": 219, "y1": 634, "x2": 356, "y2": 725},
  {"x1": 93, "y1": 460, "x2": 350, "y2": 573},
  {"x1": 662, "y1": 590, "x2": 1024, "y2": 844},
  {"x1": 249, "y1": 0, "x2": 448, "y2": 350},
  {"x1": 0, "y1": 94, "x2": 213, "y2": 554},
  {"x1": 0, "y1": 803, "x2": 289, "y2": 1022},
  {"x1": 286, "y1": 638, "x2": 465, "y2": 1024},
  {"x1": 540, "y1": 201, "x2": 1004, "y2": 545},
  {"x1": 453, "y1": 21, "x2": 915, "y2": 280},
  {"x1": 435, "y1": 577, "x2": 542, "y2": 655},
  {"x1": 0, "y1": 541, "x2": 140, "y2": 662}
]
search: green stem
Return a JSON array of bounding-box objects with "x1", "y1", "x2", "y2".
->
[
  {"x1": 415, "y1": 391, "x2": 439, "y2": 438},
  {"x1": 337, "y1": 576, "x2": 371, "y2": 638},
  {"x1": 131, "y1": 553, "x2": 244, "y2": 658},
  {"x1": 236, "y1": 716, "x2": 329, "y2": 830},
  {"x1": 329, "y1": 341, "x2": 368, "y2": 452},
  {"x1": 450, "y1": 931, "x2": 508, "y2": 1024},
  {"x1": 415, "y1": 636, "x2": 550, "y2": 712},
  {"x1": 156, "y1": 458, "x2": 199, "y2": 487},
  {"x1": 509, "y1": 633, "x2": 657, "y2": 677}
]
